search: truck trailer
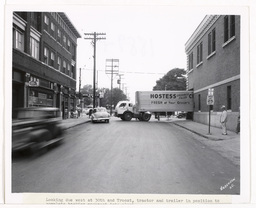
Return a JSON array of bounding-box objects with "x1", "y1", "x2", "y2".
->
[{"x1": 115, "y1": 91, "x2": 194, "y2": 121}]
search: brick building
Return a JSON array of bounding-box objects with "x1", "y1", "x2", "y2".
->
[
  {"x1": 185, "y1": 15, "x2": 240, "y2": 131},
  {"x1": 12, "y1": 12, "x2": 81, "y2": 118}
]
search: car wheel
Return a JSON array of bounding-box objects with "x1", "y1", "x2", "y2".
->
[{"x1": 124, "y1": 112, "x2": 132, "y2": 121}]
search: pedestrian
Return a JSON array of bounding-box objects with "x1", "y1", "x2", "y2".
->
[
  {"x1": 236, "y1": 107, "x2": 240, "y2": 134},
  {"x1": 220, "y1": 105, "x2": 228, "y2": 135},
  {"x1": 89, "y1": 109, "x2": 92, "y2": 118}
]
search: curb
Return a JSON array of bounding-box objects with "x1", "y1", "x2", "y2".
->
[
  {"x1": 63, "y1": 119, "x2": 91, "y2": 131},
  {"x1": 172, "y1": 122, "x2": 224, "y2": 141}
]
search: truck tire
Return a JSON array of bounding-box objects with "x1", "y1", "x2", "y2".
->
[
  {"x1": 124, "y1": 112, "x2": 132, "y2": 121},
  {"x1": 142, "y1": 113, "x2": 151, "y2": 121}
]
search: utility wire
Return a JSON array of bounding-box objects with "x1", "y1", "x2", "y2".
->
[{"x1": 80, "y1": 68, "x2": 166, "y2": 75}]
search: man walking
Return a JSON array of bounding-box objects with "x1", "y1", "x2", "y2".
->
[{"x1": 220, "y1": 105, "x2": 228, "y2": 135}]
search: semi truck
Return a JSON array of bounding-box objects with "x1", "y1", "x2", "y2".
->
[{"x1": 114, "y1": 91, "x2": 194, "y2": 121}]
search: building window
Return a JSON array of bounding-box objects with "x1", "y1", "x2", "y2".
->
[
  {"x1": 44, "y1": 15, "x2": 49, "y2": 25},
  {"x1": 51, "y1": 22, "x2": 55, "y2": 31},
  {"x1": 198, "y1": 94, "x2": 201, "y2": 111},
  {"x1": 188, "y1": 52, "x2": 193, "y2": 70},
  {"x1": 44, "y1": 15, "x2": 49, "y2": 31},
  {"x1": 50, "y1": 52, "x2": 55, "y2": 67},
  {"x1": 224, "y1": 15, "x2": 235, "y2": 43},
  {"x1": 63, "y1": 35, "x2": 66, "y2": 47},
  {"x1": 67, "y1": 39, "x2": 70, "y2": 51},
  {"x1": 30, "y1": 37, "x2": 39, "y2": 59},
  {"x1": 50, "y1": 22, "x2": 55, "y2": 37},
  {"x1": 208, "y1": 28, "x2": 216, "y2": 55},
  {"x1": 63, "y1": 60, "x2": 66, "y2": 73},
  {"x1": 230, "y1": 16, "x2": 236, "y2": 37},
  {"x1": 30, "y1": 12, "x2": 40, "y2": 31},
  {"x1": 44, "y1": 47, "x2": 49, "y2": 64},
  {"x1": 57, "y1": 29, "x2": 61, "y2": 42},
  {"x1": 227, "y1": 86, "x2": 232, "y2": 110},
  {"x1": 57, "y1": 57, "x2": 61, "y2": 70},
  {"x1": 13, "y1": 27, "x2": 24, "y2": 51},
  {"x1": 197, "y1": 42, "x2": 203, "y2": 65},
  {"x1": 71, "y1": 66, "x2": 74, "y2": 78},
  {"x1": 67, "y1": 64, "x2": 70, "y2": 76}
]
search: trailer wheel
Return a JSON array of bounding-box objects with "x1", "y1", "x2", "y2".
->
[
  {"x1": 142, "y1": 113, "x2": 151, "y2": 121},
  {"x1": 124, "y1": 112, "x2": 132, "y2": 121}
]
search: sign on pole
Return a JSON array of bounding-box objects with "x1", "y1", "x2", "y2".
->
[
  {"x1": 207, "y1": 95, "x2": 214, "y2": 105},
  {"x1": 207, "y1": 88, "x2": 214, "y2": 135},
  {"x1": 207, "y1": 88, "x2": 214, "y2": 105}
]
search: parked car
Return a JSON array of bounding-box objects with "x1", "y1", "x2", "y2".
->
[
  {"x1": 177, "y1": 112, "x2": 187, "y2": 119},
  {"x1": 91, "y1": 107, "x2": 110, "y2": 123},
  {"x1": 12, "y1": 107, "x2": 64, "y2": 155}
]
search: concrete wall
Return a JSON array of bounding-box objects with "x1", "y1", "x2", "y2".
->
[{"x1": 194, "y1": 111, "x2": 239, "y2": 132}]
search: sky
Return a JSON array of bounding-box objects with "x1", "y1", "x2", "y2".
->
[{"x1": 65, "y1": 5, "x2": 207, "y2": 102}]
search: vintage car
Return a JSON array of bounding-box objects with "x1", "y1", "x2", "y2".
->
[
  {"x1": 91, "y1": 107, "x2": 110, "y2": 123},
  {"x1": 177, "y1": 112, "x2": 187, "y2": 119},
  {"x1": 12, "y1": 107, "x2": 64, "y2": 155}
]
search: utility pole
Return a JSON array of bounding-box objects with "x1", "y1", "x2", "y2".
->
[
  {"x1": 105, "y1": 59, "x2": 119, "y2": 115},
  {"x1": 78, "y1": 67, "x2": 81, "y2": 109},
  {"x1": 84, "y1": 32, "x2": 106, "y2": 108},
  {"x1": 79, "y1": 68, "x2": 81, "y2": 97}
]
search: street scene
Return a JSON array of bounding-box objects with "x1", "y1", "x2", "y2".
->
[
  {"x1": 12, "y1": 114, "x2": 240, "y2": 194},
  {"x1": 9, "y1": 5, "x2": 241, "y2": 203}
]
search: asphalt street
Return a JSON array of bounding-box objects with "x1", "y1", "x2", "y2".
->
[{"x1": 12, "y1": 117, "x2": 240, "y2": 194}]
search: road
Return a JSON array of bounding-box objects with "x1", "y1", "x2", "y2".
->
[{"x1": 12, "y1": 117, "x2": 240, "y2": 194}]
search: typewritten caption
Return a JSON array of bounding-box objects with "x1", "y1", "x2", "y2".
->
[{"x1": 45, "y1": 197, "x2": 223, "y2": 205}]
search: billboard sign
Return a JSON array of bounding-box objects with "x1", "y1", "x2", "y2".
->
[{"x1": 136, "y1": 91, "x2": 194, "y2": 112}]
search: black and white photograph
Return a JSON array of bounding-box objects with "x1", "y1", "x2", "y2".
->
[{"x1": 2, "y1": 0, "x2": 252, "y2": 206}]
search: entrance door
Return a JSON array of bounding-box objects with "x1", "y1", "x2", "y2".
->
[{"x1": 13, "y1": 83, "x2": 24, "y2": 108}]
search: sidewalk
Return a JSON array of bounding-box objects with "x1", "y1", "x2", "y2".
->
[
  {"x1": 164, "y1": 118, "x2": 240, "y2": 166},
  {"x1": 60, "y1": 114, "x2": 91, "y2": 130}
]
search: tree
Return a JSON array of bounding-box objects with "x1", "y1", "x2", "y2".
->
[
  {"x1": 153, "y1": 68, "x2": 186, "y2": 91},
  {"x1": 80, "y1": 85, "x2": 127, "y2": 108},
  {"x1": 100, "y1": 88, "x2": 127, "y2": 108},
  {"x1": 80, "y1": 84, "x2": 93, "y2": 106}
]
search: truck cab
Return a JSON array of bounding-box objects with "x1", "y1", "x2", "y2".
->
[
  {"x1": 115, "y1": 100, "x2": 151, "y2": 121},
  {"x1": 115, "y1": 101, "x2": 134, "y2": 120}
]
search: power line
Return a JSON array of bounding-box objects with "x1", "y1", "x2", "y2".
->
[{"x1": 80, "y1": 68, "x2": 165, "y2": 75}]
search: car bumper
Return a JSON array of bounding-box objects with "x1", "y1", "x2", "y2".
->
[{"x1": 91, "y1": 117, "x2": 110, "y2": 122}]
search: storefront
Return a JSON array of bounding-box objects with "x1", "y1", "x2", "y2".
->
[
  {"x1": 12, "y1": 70, "x2": 77, "y2": 119},
  {"x1": 27, "y1": 75, "x2": 55, "y2": 107}
]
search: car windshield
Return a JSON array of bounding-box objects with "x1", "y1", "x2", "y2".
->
[{"x1": 119, "y1": 103, "x2": 126, "y2": 107}]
